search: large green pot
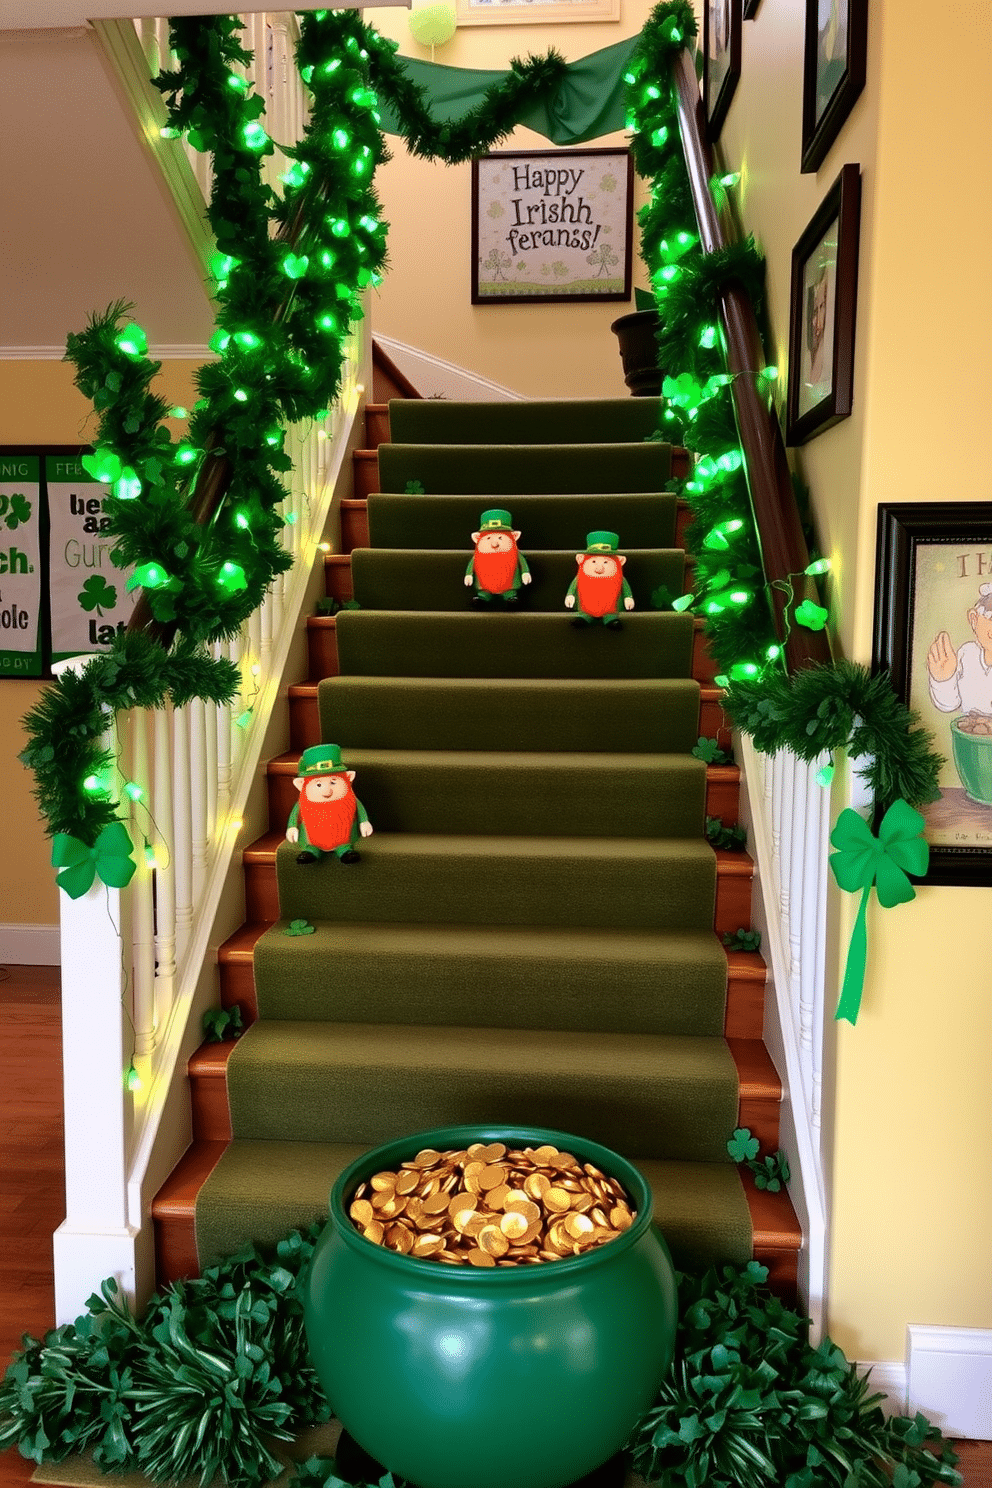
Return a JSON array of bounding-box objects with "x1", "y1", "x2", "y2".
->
[
  {"x1": 304, "y1": 1125, "x2": 678, "y2": 1488},
  {"x1": 951, "y1": 718, "x2": 992, "y2": 805}
]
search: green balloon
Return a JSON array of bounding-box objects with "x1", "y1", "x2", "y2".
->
[{"x1": 408, "y1": 2, "x2": 457, "y2": 47}]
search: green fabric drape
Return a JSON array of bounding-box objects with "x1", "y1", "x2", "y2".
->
[{"x1": 380, "y1": 37, "x2": 640, "y2": 147}]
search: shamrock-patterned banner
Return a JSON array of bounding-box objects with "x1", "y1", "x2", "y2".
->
[
  {"x1": 52, "y1": 820, "x2": 137, "y2": 899},
  {"x1": 828, "y1": 798, "x2": 929, "y2": 1025},
  {"x1": 46, "y1": 453, "x2": 137, "y2": 664},
  {"x1": 0, "y1": 452, "x2": 43, "y2": 678}
]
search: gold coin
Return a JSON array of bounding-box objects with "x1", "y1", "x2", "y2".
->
[
  {"x1": 532, "y1": 1145, "x2": 559, "y2": 1164},
  {"x1": 452, "y1": 1206, "x2": 480, "y2": 1234},
  {"x1": 385, "y1": 1223, "x2": 413, "y2": 1254},
  {"x1": 544, "y1": 1187, "x2": 571, "y2": 1214},
  {"x1": 467, "y1": 1248, "x2": 496, "y2": 1267},
  {"x1": 462, "y1": 1212, "x2": 487, "y2": 1238},
  {"x1": 412, "y1": 1148, "x2": 442, "y2": 1169},
  {"x1": 349, "y1": 1198, "x2": 374, "y2": 1226},
  {"x1": 564, "y1": 1212, "x2": 594, "y2": 1240},
  {"x1": 476, "y1": 1142, "x2": 507, "y2": 1163},
  {"x1": 412, "y1": 1234, "x2": 443, "y2": 1257},
  {"x1": 484, "y1": 1184, "x2": 511, "y2": 1211},
  {"x1": 590, "y1": 1206, "x2": 609, "y2": 1228},
  {"x1": 477, "y1": 1164, "x2": 507, "y2": 1191},
  {"x1": 505, "y1": 1198, "x2": 540, "y2": 1225},
  {"x1": 422, "y1": 1191, "x2": 450, "y2": 1215},
  {"x1": 478, "y1": 1224, "x2": 510, "y2": 1257},
  {"x1": 363, "y1": 1220, "x2": 385, "y2": 1245},
  {"x1": 370, "y1": 1171, "x2": 397, "y2": 1192},
  {"x1": 448, "y1": 1190, "x2": 477, "y2": 1215},
  {"x1": 394, "y1": 1170, "x2": 419, "y2": 1195},
  {"x1": 377, "y1": 1196, "x2": 404, "y2": 1219},
  {"x1": 524, "y1": 1173, "x2": 551, "y2": 1201},
  {"x1": 500, "y1": 1211, "x2": 530, "y2": 1241},
  {"x1": 570, "y1": 1193, "x2": 594, "y2": 1214},
  {"x1": 583, "y1": 1162, "x2": 604, "y2": 1179},
  {"x1": 559, "y1": 1177, "x2": 583, "y2": 1193},
  {"x1": 610, "y1": 1204, "x2": 634, "y2": 1230}
]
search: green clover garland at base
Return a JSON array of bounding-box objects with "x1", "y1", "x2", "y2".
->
[{"x1": 828, "y1": 799, "x2": 929, "y2": 1025}]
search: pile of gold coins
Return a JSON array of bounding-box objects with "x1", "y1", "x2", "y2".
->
[{"x1": 347, "y1": 1141, "x2": 637, "y2": 1267}]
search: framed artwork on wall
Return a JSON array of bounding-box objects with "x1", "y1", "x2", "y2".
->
[
  {"x1": 703, "y1": 0, "x2": 741, "y2": 142},
  {"x1": 743, "y1": 0, "x2": 761, "y2": 18},
  {"x1": 874, "y1": 502, "x2": 992, "y2": 886},
  {"x1": 471, "y1": 148, "x2": 633, "y2": 305},
  {"x1": 786, "y1": 163, "x2": 861, "y2": 445},
  {"x1": 455, "y1": 0, "x2": 619, "y2": 24},
  {"x1": 801, "y1": 0, "x2": 867, "y2": 173}
]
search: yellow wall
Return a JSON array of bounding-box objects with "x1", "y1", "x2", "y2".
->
[
  {"x1": 0, "y1": 359, "x2": 202, "y2": 928},
  {"x1": 364, "y1": 2, "x2": 659, "y2": 397},
  {"x1": 720, "y1": 0, "x2": 992, "y2": 1360}
]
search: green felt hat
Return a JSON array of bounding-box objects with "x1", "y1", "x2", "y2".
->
[
  {"x1": 584, "y1": 531, "x2": 621, "y2": 553},
  {"x1": 296, "y1": 744, "x2": 348, "y2": 777},
  {"x1": 478, "y1": 509, "x2": 515, "y2": 532}
]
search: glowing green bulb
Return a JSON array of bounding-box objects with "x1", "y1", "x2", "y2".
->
[
  {"x1": 672, "y1": 593, "x2": 695, "y2": 612},
  {"x1": 321, "y1": 250, "x2": 335, "y2": 268},
  {"x1": 115, "y1": 323, "x2": 147, "y2": 357},
  {"x1": 125, "y1": 1063, "x2": 142, "y2": 1093},
  {"x1": 699, "y1": 325, "x2": 718, "y2": 349},
  {"x1": 83, "y1": 774, "x2": 104, "y2": 793},
  {"x1": 242, "y1": 121, "x2": 269, "y2": 150},
  {"x1": 651, "y1": 127, "x2": 669, "y2": 147},
  {"x1": 330, "y1": 219, "x2": 350, "y2": 238},
  {"x1": 281, "y1": 252, "x2": 309, "y2": 280},
  {"x1": 128, "y1": 562, "x2": 168, "y2": 591},
  {"x1": 218, "y1": 561, "x2": 248, "y2": 592},
  {"x1": 660, "y1": 265, "x2": 679, "y2": 281},
  {"x1": 729, "y1": 590, "x2": 750, "y2": 605},
  {"x1": 721, "y1": 171, "x2": 741, "y2": 188},
  {"x1": 284, "y1": 511, "x2": 298, "y2": 525},
  {"x1": 227, "y1": 71, "x2": 248, "y2": 91},
  {"x1": 322, "y1": 57, "x2": 340, "y2": 73},
  {"x1": 806, "y1": 557, "x2": 831, "y2": 575},
  {"x1": 816, "y1": 763, "x2": 835, "y2": 787},
  {"x1": 233, "y1": 389, "x2": 249, "y2": 403},
  {"x1": 235, "y1": 709, "x2": 253, "y2": 730},
  {"x1": 160, "y1": 125, "x2": 180, "y2": 139},
  {"x1": 761, "y1": 365, "x2": 779, "y2": 381},
  {"x1": 360, "y1": 215, "x2": 380, "y2": 233},
  {"x1": 170, "y1": 406, "x2": 188, "y2": 419},
  {"x1": 114, "y1": 467, "x2": 142, "y2": 501},
  {"x1": 332, "y1": 127, "x2": 351, "y2": 150},
  {"x1": 766, "y1": 644, "x2": 782, "y2": 660},
  {"x1": 301, "y1": 65, "x2": 314, "y2": 84},
  {"x1": 643, "y1": 84, "x2": 662, "y2": 101},
  {"x1": 123, "y1": 781, "x2": 143, "y2": 802},
  {"x1": 717, "y1": 449, "x2": 744, "y2": 472},
  {"x1": 335, "y1": 282, "x2": 352, "y2": 300},
  {"x1": 677, "y1": 231, "x2": 693, "y2": 246},
  {"x1": 351, "y1": 156, "x2": 370, "y2": 178},
  {"x1": 729, "y1": 662, "x2": 759, "y2": 680},
  {"x1": 713, "y1": 674, "x2": 730, "y2": 688},
  {"x1": 143, "y1": 843, "x2": 157, "y2": 868},
  {"x1": 265, "y1": 430, "x2": 283, "y2": 447},
  {"x1": 175, "y1": 444, "x2": 199, "y2": 465},
  {"x1": 318, "y1": 313, "x2": 338, "y2": 332},
  {"x1": 208, "y1": 330, "x2": 231, "y2": 354},
  {"x1": 280, "y1": 161, "x2": 310, "y2": 188},
  {"x1": 623, "y1": 71, "x2": 637, "y2": 85},
  {"x1": 795, "y1": 599, "x2": 829, "y2": 631},
  {"x1": 235, "y1": 511, "x2": 250, "y2": 531},
  {"x1": 234, "y1": 330, "x2": 262, "y2": 350}
]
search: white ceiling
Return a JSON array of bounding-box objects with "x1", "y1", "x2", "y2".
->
[
  {"x1": 2, "y1": 1, "x2": 408, "y2": 33},
  {"x1": 0, "y1": 24, "x2": 213, "y2": 355}
]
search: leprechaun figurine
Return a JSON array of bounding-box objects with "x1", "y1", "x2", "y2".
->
[
  {"x1": 565, "y1": 532, "x2": 635, "y2": 628},
  {"x1": 286, "y1": 744, "x2": 373, "y2": 865},
  {"x1": 465, "y1": 509, "x2": 532, "y2": 604}
]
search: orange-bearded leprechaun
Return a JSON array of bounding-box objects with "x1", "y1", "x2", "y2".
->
[{"x1": 286, "y1": 744, "x2": 373, "y2": 865}]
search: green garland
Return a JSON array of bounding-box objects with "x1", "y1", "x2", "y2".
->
[
  {"x1": 628, "y1": 2, "x2": 943, "y2": 809},
  {"x1": 0, "y1": 1238, "x2": 959, "y2": 1488}
]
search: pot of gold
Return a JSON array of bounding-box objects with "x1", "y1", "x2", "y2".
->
[
  {"x1": 952, "y1": 713, "x2": 992, "y2": 805},
  {"x1": 303, "y1": 1125, "x2": 678, "y2": 1488}
]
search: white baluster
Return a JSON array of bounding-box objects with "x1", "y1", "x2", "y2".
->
[
  {"x1": 261, "y1": 583, "x2": 274, "y2": 663},
  {"x1": 153, "y1": 705, "x2": 177, "y2": 1036},
  {"x1": 205, "y1": 693, "x2": 219, "y2": 853},
  {"x1": 190, "y1": 699, "x2": 209, "y2": 906},
  {"x1": 215, "y1": 643, "x2": 233, "y2": 820},
  {"x1": 173, "y1": 703, "x2": 193, "y2": 966},
  {"x1": 130, "y1": 709, "x2": 156, "y2": 1056},
  {"x1": 809, "y1": 755, "x2": 832, "y2": 1133},
  {"x1": 778, "y1": 751, "x2": 796, "y2": 952}
]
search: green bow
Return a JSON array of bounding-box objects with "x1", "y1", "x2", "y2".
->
[
  {"x1": 828, "y1": 799, "x2": 928, "y2": 1025},
  {"x1": 52, "y1": 821, "x2": 137, "y2": 899}
]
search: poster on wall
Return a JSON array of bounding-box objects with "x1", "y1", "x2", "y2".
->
[
  {"x1": 471, "y1": 148, "x2": 633, "y2": 305},
  {"x1": 46, "y1": 453, "x2": 137, "y2": 664},
  {"x1": 0, "y1": 452, "x2": 45, "y2": 678}
]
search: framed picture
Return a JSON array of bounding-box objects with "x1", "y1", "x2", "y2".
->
[
  {"x1": 786, "y1": 163, "x2": 861, "y2": 445},
  {"x1": 703, "y1": 0, "x2": 741, "y2": 143},
  {"x1": 471, "y1": 148, "x2": 633, "y2": 305},
  {"x1": 743, "y1": 0, "x2": 761, "y2": 18},
  {"x1": 801, "y1": 0, "x2": 867, "y2": 174},
  {"x1": 874, "y1": 502, "x2": 992, "y2": 885},
  {"x1": 456, "y1": 0, "x2": 618, "y2": 24}
]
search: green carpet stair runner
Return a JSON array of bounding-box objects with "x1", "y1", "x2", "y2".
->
[{"x1": 193, "y1": 397, "x2": 754, "y2": 1271}]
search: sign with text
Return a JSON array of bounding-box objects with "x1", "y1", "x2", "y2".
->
[
  {"x1": 471, "y1": 148, "x2": 633, "y2": 305},
  {"x1": 47, "y1": 455, "x2": 137, "y2": 664},
  {"x1": 0, "y1": 454, "x2": 44, "y2": 678}
]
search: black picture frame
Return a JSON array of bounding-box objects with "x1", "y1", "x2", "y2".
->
[
  {"x1": 874, "y1": 502, "x2": 992, "y2": 886},
  {"x1": 471, "y1": 148, "x2": 633, "y2": 306},
  {"x1": 786, "y1": 163, "x2": 861, "y2": 446},
  {"x1": 801, "y1": 0, "x2": 867, "y2": 174},
  {"x1": 743, "y1": 0, "x2": 761, "y2": 18},
  {"x1": 703, "y1": 0, "x2": 741, "y2": 143}
]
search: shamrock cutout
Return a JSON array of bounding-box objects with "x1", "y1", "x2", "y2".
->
[
  {"x1": 828, "y1": 799, "x2": 928, "y2": 1024},
  {"x1": 794, "y1": 599, "x2": 829, "y2": 631},
  {"x1": 81, "y1": 449, "x2": 122, "y2": 485},
  {"x1": 3, "y1": 493, "x2": 32, "y2": 530},
  {"x1": 52, "y1": 821, "x2": 136, "y2": 899},
  {"x1": 404, "y1": 480, "x2": 425, "y2": 494},
  {"x1": 662, "y1": 372, "x2": 702, "y2": 409},
  {"x1": 692, "y1": 736, "x2": 731, "y2": 765},
  {"x1": 727, "y1": 1127, "x2": 760, "y2": 1163},
  {"x1": 282, "y1": 252, "x2": 310, "y2": 280},
  {"x1": 77, "y1": 575, "x2": 118, "y2": 616},
  {"x1": 284, "y1": 918, "x2": 315, "y2": 936}
]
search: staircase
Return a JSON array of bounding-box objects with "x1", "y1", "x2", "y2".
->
[{"x1": 153, "y1": 396, "x2": 801, "y2": 1298}]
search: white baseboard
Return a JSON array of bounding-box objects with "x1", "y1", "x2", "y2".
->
[
  {"x1": 374, "y1": 334, "x2": 523, "y2": 402},
  {"x1": 907, "y1": 1326, "x2": 992, "y2": 1439},
  {"x1": 0, "y1": 922, "x2": 60, "y2": 964},
  {"x1": 858, "y1": 1361, "x2": 908, "y2": 1417}
]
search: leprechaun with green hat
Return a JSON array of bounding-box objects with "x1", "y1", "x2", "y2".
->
[
  {"x1": 286, "y1": 745, "x2": 373, "y2": 865},
  {"x1": 565, "y1": 532, "x2": 635, "y2": 628},
  {"x1": 465, "y1": 509, "x2": 532, "y2": 603}
]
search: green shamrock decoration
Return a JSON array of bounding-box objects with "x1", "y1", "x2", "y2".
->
[
  {"x1": 692, "y1": 736, "x2": 732, "y2": 765},
  {"x1": 81, "y1": 449, "x2": 122, "y2": 484},
  {"x1": 284, "y1": 918, "x2": 316, "y2": 936},
  {"x1": 794, "y1": 598, "x2": 829, "y2": 631},
  {"x1": 51, "y1": 821, "x2": 136, "y2": 899},
  {"x1": 404, "y1": 480, "x2": 425, "y2": 494},
  {"x1": 282, "y1": 252, "x2": 310, "y2": 279},
  {"x1": 77, "y1": 575, "x2": 119, "y2": 616},
  {"x1": 203, "y1": 1005, "x2": 245, "y2": 1041},
  {"x1": 3, "y1": 493, "x2": 32, "y2": 530},
  {"x1": 828, "y1": 799, "x2": 929, "y2": 1024},
  {"x1": 726, "y1": 1128, "x2": 760, "y2": 1163},
  {"x1": 722, "y1": 927, "x2": 761, "y2": 953}
]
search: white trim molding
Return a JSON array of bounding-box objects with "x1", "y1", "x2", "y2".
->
[
  {"x1": 907, "y1": 1326, "x2": 992, "y2": 1439},
  {"x1": 857, "y1": 1361, "x2": 907, "y2": 1418},
  {"x1": 0, "y1": 923, "x2": 60, "y2": 965},
  {"x1": 374, "y1": 334, "x2": 523, "y2": 402}
]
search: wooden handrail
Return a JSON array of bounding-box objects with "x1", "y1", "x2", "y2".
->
[{"x1": 672, "y1": 50, "x2": 832, "y2": 674}]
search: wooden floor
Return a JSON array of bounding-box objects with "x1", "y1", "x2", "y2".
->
[{"x1": 1, "y1": 964, "x2": 989, "y2": 1488}]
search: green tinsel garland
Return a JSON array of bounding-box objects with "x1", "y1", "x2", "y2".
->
[{"x1": 0, "y1": 1238, "x2": 959, "y2": 1488}]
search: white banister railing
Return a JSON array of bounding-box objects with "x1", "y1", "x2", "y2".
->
[{"x1": 735, "y1": 733, "x2": 833, "y2": 1342}]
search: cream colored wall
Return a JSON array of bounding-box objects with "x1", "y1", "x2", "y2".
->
[
  {"x1": 720, "y1": 0, "x2": 992, "y2": 1361},
  {"x1": 0, "y1": 359, "x2": 202, "y2": 929},
  {"x1": 363, "y1": 4, "x2": 659, "y2": 397}
]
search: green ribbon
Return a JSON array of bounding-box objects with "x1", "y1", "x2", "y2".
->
[
  {"x1": 52, "y1": 821, "x2": 137, "y2": 899},
  {"x1": 828, "y1": 799, "x2": 928, "y2": 1025}
]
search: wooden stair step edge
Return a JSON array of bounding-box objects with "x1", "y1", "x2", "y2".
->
[{"x1": 365, "y1": 404, "x2": 390, "y2": 449}]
